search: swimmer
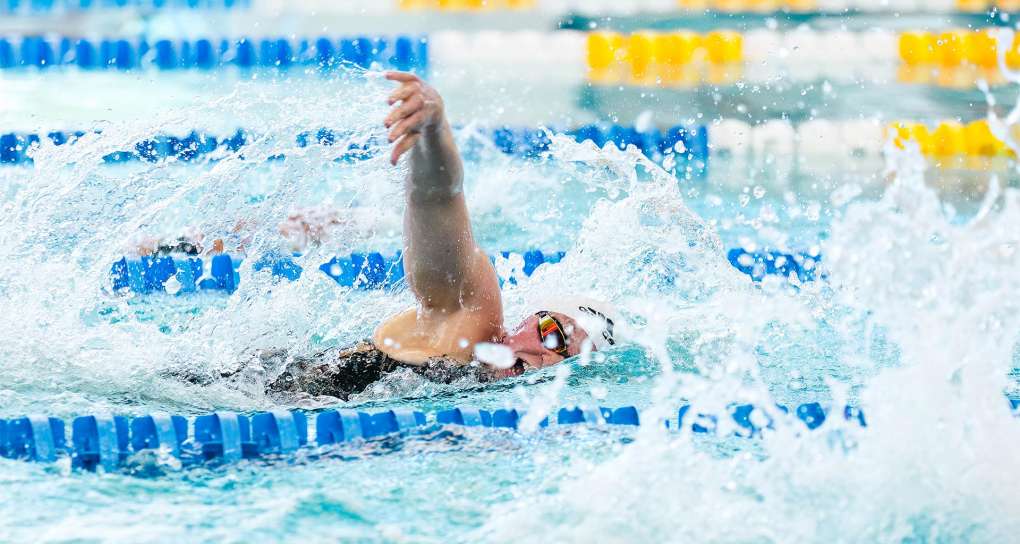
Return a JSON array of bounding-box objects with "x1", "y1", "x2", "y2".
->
[
  {"x1": 130, "y1": 206, "x2": 351, "y2": 256},
  {"x1": 199, "y1": 72, "x2": 622, "y2": 401}
]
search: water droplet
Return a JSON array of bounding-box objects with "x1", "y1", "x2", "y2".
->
[{"x1": 163, "y1": 277, "x2": 181, "y2": 296}]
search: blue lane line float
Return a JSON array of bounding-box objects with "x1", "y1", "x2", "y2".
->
[
  {"x1": 315, "y1": 409, "x2": 365, "y2": 444},
  {"x1": 461, "y1": 123, "x2": 707, "y2": 176},
  {"x1": 0, "y1": 401, "x2": 879, "y2": 471},
  {"x1": 0, "y1": 121, "x2": 705, "y2": 168},
  {"x1": 591, "y1": 123, "x2": 707, "y2": 163},
  {"x1": 130, "y1": 413, "x2": 187, "y2": 455},
  {"x1": 71, "y1": 415, "x2": 130, "y2": 471},
  {"x1": 251, "y1": 410, "x2": 307, "y2": 455},
  {"x1": 726, "y1": 248, "x2": 822, "y2": 282},
  {"x1": 193, "y1": 411, "x2": 254, "y2": 461},
  {"x1": 3, "y1": 415, "x2": 66, "y2": 462},
  {"x1": 0, "y1": 35, "x2": 428, "y2": 72},
  {"x1": 109, "y1": 247, "x2": 817, "y2": 296},
  {"x1": 110, "y1": 253, "x2": 234, "y2": 294},
  {"x1": 436, "y1": 407, "x2": 493, "y2": 427},
  {"x1": 674, "y1": 402, "x2": 844, "y2": 437},
  {"x1": 0, "y1": 0, "x2": 251, "y2": 13}
]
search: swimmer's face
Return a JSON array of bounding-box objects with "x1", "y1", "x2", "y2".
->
[{"x1": 501, "y1": 312, "x2": 591, "y2": 368}]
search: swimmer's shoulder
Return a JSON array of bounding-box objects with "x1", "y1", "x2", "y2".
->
[{"x1": 373, "y1": 307, "x2": 498, "y2": 365}]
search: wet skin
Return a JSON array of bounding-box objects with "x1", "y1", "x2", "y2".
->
[{"x1": 501, "y1": 312, "x2": 591, "y2": 369}]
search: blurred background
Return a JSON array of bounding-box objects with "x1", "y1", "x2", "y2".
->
[
  {"x1": 4, "y1": 5, "x2": 1020, "y2": 542},
  {"x1": 2, "y1": 0, "x2": 1020, "y2": 197}
]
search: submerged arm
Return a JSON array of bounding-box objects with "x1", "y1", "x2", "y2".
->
[{"x1": 385, "y1": 72, "x2": 502, "y2": 326}]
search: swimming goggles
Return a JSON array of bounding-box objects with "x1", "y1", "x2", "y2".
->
[{"x1": 536, "y1": 311, "x2": 569, "y2": 356}]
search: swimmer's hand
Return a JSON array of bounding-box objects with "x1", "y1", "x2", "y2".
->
[{"x1": 385, "y1": 71, "x2": 446, "y2": 166}]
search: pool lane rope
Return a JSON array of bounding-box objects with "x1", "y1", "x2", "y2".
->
[
  {"x1": 0, "y1": 401, "x2": 887, "y2": 471},
  {"x1": 0, "y1": 123, "x2": 707, "y2": 168},
  {"x1": 0, "y1": 34, "x2": 428, "y2": 72},
  {"x1": 109, "y1": 248, "x2": 821, "y2": 295},
  {"x1": 1, "y1": 0, "x2": 250, "y2": 14}
]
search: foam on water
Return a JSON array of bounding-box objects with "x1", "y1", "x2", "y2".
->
[
  {"x1": 0, "y1": 71, "x2": 409, "y2": 415},
  {"x1": 478, "y1": 139, "x2": 1020, "y2": 541},
  {"x1": 0, "y1": 67, "x2": 1018, "y2": 541},
  {"x1": 475, "y1": 112, "x2": 1020, "y2": 544}
]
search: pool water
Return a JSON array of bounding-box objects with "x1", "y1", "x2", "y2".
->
[{"x1": 1, "y1": 64, "x2": 1020, "y2": 543}]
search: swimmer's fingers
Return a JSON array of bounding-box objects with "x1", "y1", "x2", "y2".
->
[
  {"x1": 384, "y1": 94, "x2": 424, "y2": 128},
  {"x1": 389, "y1": 110, "x2": 426, "y2": 143},
  {"x1": 384, "y1": 71, "x2": 443, "y2": 165},
  {"x1": 391, "y1": 132, "x2": 421, "y2": 165},
  {"x1": 387, "y1": 82, "x2": 418, "y2": 105},
  {"x1": 385, "y1": 71, "x2": 419, "y2": 83}
]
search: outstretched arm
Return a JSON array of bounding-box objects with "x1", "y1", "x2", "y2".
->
[{"x1": 385, "y1": 72, "x2": 502, "y2": 326}]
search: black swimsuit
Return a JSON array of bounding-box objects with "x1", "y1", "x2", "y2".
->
[
  {"x1": 172, "y1": 341, "x2": 520, "y2": 400},
  {"x1": 250, "y1": 341, "x2": 497, "y2": 400}
]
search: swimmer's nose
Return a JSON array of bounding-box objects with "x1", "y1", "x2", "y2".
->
[{"x1": 501, "y1": 330, "x2": 544, "y2": 366}]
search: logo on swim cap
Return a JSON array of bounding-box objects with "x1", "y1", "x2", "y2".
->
[{"x1": 578, "y1": 305, "x2": 615, "y2": 346}]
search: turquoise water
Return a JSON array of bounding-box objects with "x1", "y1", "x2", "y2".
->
[{"x1": 1, "y1": 67, "x2": 1020, "y2": 542}]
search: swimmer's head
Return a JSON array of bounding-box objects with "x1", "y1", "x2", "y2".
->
[{"x1": 501, "y1": 296, "x2": 620, "y2": 368}]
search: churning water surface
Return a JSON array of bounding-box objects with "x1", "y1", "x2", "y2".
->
[{"x1": 0, "y1": 70, "x2": 1019, "y2": 542}]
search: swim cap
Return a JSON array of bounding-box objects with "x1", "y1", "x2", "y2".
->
[{"x1": 525, "y1": 296, "x2": 622, "y2": 351}]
